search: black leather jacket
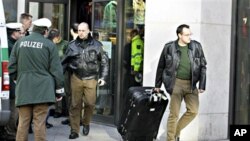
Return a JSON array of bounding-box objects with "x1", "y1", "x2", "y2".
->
[
  {"x1": 155, "y1": 40, "x2": 207, "y2": 94},
  {"x1": 62, "y1": 36, "x2": 109, "y2": 80}
]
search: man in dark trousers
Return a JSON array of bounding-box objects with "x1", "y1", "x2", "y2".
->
[
  {"x1": 154, "y1": 24, "x2": 207, "y2": 141},
  {"x1": 8, "y1": 18, "x2": 65, "y2": 141},
  {"x1": 62, "y1": 22, "x2": 109, "y2": 139}
]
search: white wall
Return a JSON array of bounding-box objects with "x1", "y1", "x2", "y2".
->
[
  {"x1": 17, "y1": 0, "x2": 25, "y2": 22},
  {"x1": 144, "y1": 0, "x2": 232, "y2": 140}
]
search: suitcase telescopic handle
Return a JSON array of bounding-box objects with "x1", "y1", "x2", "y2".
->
[{"x1": 149, "y1": 89, "x2": 168, "y2": 102}]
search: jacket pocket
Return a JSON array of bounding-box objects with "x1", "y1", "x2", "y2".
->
[
  {"x1": 88, "y1": 50, "x2": 97, "y2": 61},
  {"x1": 165, "y1": 55, "x2": 173, "y2": 68},
  {"x1": 162, "y1": 70, "x2": 172, "y2": 88}
]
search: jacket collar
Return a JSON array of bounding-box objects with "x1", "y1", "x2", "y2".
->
[
  {"x1": 8, "y1": 36, "x2": 17, "y2": 43},
  {"x1": 75, "y1": 34, "x2": 94, "y2": 45},
  {"x1": 174, "y1": 39, "x2": 193, "y2": 51}
]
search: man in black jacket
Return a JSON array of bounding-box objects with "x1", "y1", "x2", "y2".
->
[
  {"x1": 154, "y1": 24, "x2": 207, "y2": 141},
  {"x1": 62, "y1": 22, "x2": 109, "y2": 139}
]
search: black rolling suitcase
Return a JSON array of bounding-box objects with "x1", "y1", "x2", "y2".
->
[{"x1": 118, "y1": 86, "x2": 168, "y2": 141}]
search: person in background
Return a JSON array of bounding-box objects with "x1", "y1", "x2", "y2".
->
[
  {"x1": 70, "y1": 22, "x2": 79, "y2": 40},
  {"x1": 62, "y1": 22, "x2": 109, "y2": 139},
  {"x1": 0, "y1": 22, "x2": 23, "y2": 141},
  {"x1": 130, "y1": 29, "x2": 144, "y2": 86},
  {"x1": 48, "y1": 28, "x2": 69, "y2": 119},
  {"x1": 8, "y1": 18, "x2": 65, "y2": 141},
  {"x1": 19, "y1": 13, "x2": 32, "y2": 36},
  {"x1": 19, "y1": 13, "x2": 34, "y2": 133},
  {"x1": 154, "y1": 24, "x2": 207, "y2": 141}
]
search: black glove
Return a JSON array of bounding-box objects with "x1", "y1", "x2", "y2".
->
[{"x1": 55, "y1": 93, "x2": 63, "y2": 99}]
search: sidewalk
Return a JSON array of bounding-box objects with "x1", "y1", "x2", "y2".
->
[
  {"x1": 28, "y1": 117, "x2": 121, "y2": 141},
  {"x1": 27, "y1": 117, "x2": 166, "y2": 141}
]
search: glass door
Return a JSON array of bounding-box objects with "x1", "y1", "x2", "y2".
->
[
  {"x1": 25, "y1": 0, "x2": 69, "y2": 40},
  {"x1": 92, "y1": 0, "x2": 117, "y2": 124}
]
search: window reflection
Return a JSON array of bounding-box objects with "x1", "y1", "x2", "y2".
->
[
  {"x1": 93, "y1": 1, "x2": 117, "y2": 116},
  {"x1": 122, "y1": 0, "x2": 145, "y2": 95}
]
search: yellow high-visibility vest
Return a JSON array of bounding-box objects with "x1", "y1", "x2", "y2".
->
[{"x1": 131, "y1": 35, "x2": 144, "y2": 72}]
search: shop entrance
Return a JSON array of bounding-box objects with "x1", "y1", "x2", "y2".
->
[
  {"x1": 25, "y1": 0, "x2": 146, "y2": 126},
  {"x1": 71, "y1": 0, "x2": 117, "y2": 125}
]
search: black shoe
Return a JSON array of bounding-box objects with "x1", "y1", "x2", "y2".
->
[
  {"x1": 0, "y1": 130, "x2": 15, "y2": 141},
  {"x1": 29, "y1": 126, "x2": 33, "y2": 134},
  {"x1": 4, "y1": 136, "x2": 16, "y2": 141},
  {"x1": 69, "y1": 132, "x2": 79, "y2": 139},
  {"x1": 46, "y1": 122, "x2": 53, "y2": 128},
  {"x1": 53, "y1": 112, "x2": 62, "y2": 118},
  {"x1": 82, "y1": 124, "x2": 89, "y2": 136},
  {"x1": 61, "y1": 118, "x2": 70, "y2": 125},
  {"x1": 176, "y1": 137, "x2": 180, "y2": 141}
]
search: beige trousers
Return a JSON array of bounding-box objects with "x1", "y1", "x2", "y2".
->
[
  {"x1": 69, "y1": 74, "x2": 97, "y2": 133},
  {"x1": 167, "y1": 78, "x2": 199, "y2": 141},
  {"x1": 16, "y1": 103, "x2": 48, "y2": 141}
]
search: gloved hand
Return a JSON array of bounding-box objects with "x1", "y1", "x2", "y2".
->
[
  {"x1": 55, "y1": 95, "x2": 63, "y2": 102},
  {"x1": 154, "y1": 88, "x2": 161, "y2": 93},
  {"x1": 56, "y1": 88, "x2": 64, "y2": 101},
  {"x1": 98, "y1": 79, "x2": 106, "y2": 86}
]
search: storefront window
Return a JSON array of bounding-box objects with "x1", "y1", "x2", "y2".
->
[
  {"x1": 235, "y1": 0, "x2": 250, "y2": 124},
  {"x1": 28, "y1": 2, "x2": 67, "y2": 39},
  {"x1": 3, "y1": 0, "x2": 17, "y2": 22},
  {"x1": 92, "y1": 0, "x2": 117, "y2": 117},
  {"x1": 122, "y1": 0, "x2": 145, "y2": 93}
]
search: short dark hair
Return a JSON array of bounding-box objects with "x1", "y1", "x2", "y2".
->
[
  {"x1": 130, "y1": 29, "x2": 139, "y2": 37},
  {"x1": 71, "y1": 23, "x2": 79, "y2": 33},
  {"x1": 20, "y1": 13, "x2": 32, "y2": 21},
  {"x1": 32, "y1": 26, "x2": 47, "y2": 35},
  {"x1": 176, "y1": 24, "x2": 190, "y2": 36},
  {"x1": 48, "y1": 29, "x2": 60, "y2": 40}
]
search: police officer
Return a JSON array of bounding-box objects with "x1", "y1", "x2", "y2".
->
[
  {"x1": 0, "y1": 22, "x2": 23, "y2": 141},
  {"x1": 130, "y1": 29, "x2": 144, "y2": 85},
  {"x1": 62, "y1": 22, "x2": 109, "y2": 139},
  {"x1": 8, "y1": 18, "x2": 65, "y2": 141}
]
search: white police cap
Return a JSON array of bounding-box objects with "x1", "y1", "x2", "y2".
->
[
  {"x1": 32, "y1": 18, "x2": 52, "y2": 28},
  {"x1": 6, "y1": 23, "x2": 22, "y2": 31}
]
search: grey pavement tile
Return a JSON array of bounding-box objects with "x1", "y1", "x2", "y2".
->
[{"x1": 27, "y1": 117, "x2": 165, "y2": 141}]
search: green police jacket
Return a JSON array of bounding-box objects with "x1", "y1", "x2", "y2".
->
[
  {"x1": 56, "y1": 39, "x2": 68, "y2": 59},
  {"x1": 8, "y1": 32, "x2": 65, "y2": 107}
]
